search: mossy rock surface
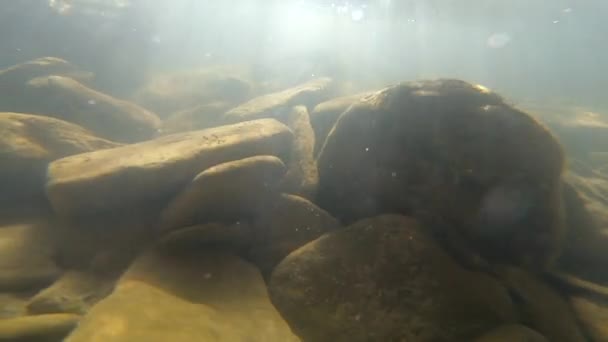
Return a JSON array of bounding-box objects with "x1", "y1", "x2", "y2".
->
[
  {"x1": 270, "y1": 215, "x2": 517, "y2": 342},
  {"x1": 0, "y1": 313, "x2": 80, "y2": 342}
]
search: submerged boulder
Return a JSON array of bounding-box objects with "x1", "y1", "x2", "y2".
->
[
  {"x1": 222, "y1": 77, "x2": 333, "y2": 124},
  {"x1": 159, "y1": 155, "x2": 286, "y2": 230},
  {"x1": 570, "y1": 295, "x2": 608, "y2": 342},
  {"x1": 46, "y1": 119, "x2": 293, "y2": 217},
  {"x1": 279, "y1": 106, "x2": 319, "y2": 199},
  {"x1": 317, "y1": 79, "x2": 566, "y2": 269},
  {"x1": 473, "y1": 324, "x2": 548, "y2": 342},
  {"x1": 270, "y1": 215, "x2": 517, "y2": 342},
  {"x1": 24, "y1": 75, "x2": 161, "y2": 143},
  {"x1": 160, "y1": 101, "x2": 232, "y2": 135},
  {"x1": 65, "y1": 248, "x2": 299, "y2": 342},
  {"x1": 132, "y1": 66, "x2": 253, "y2": 117},
  {"x1": 26, "y1": 271, "x2": 115, "y2": 315},
  {"x1": 0, "y1": 221, "x2": 61, "y2": 292},
  {"x1": 247, "y1": 194, "x2": 340, "y2": 277},
  {"x1": 0, "y1": 313, "x2": 80, "y2": 342},
  {"x1": 310, "y1": 91, "x2": 373, "y2": 156},
  {"x1": 0, "y1": 112, "x2": 119, "y2": 205}
]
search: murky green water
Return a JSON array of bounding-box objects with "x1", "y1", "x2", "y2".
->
[{"x1": 0, "y1": 1, "x2": 607, "y2": 341}]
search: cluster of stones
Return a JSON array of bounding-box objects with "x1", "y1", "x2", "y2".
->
[{"x1": 0, "y1": 57, "x2": 607, "y2": 341}]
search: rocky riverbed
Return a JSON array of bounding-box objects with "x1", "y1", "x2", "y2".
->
[{"x1": 1, "y1": 57, "x2": 608, "y2": 341}]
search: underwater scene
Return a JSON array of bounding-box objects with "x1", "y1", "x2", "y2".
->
[{"x1": 1, "y1": 0, "x2": 608, "y2": 341}]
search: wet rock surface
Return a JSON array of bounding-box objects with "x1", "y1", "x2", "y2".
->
[
  {"x1": 279, "y1": 106, "x2": 319, "y2": 199},
  {"x1": 570, "y1": 295, "x2": 608, "y2": 341},
  {"x1": 0, "y1": 112, "x2": 119, "y2": 205},
  {"x1": 24, "y1": 75, "x2": 161, "y2": 143},
  {"x1": 160, "y1": 155, "x2": 286, "y2": 230},
  {"x1": 310, "y1": 91, "x2": 373, "y2": 156},
  {"x1": 132, "y1": 66, "x2": 253, "y2": 117},
  {"x1": 26, "y1": 271, "x2": 114, "y2": 315},
  {"x1": 0, "y1": 221, "x2": 61, "y2": 292},
  {"x1": 270, "y1": 215, "x2": 517, "y2": 342},
  {"x1": 317, "y1": 79, "x2": 566, "y2": 269},
  {"x1": 0, "y1": 313, "x2": 80, "y2": 342},
  {"x1": 65, "y1": 248, "x2": 299, "y2": 342},
  {"x1": 222, "y1": 77, "x2": 333, "y2": 124},
  {"x1": 160, "y1": 101, "x2": 232, "y2": 134},
  {"x1": 248, "y1": 194, "x2": 340, "y2": 278},
  {"x1": 46, "y1": 118, "x2": 293, "y2": 217}
]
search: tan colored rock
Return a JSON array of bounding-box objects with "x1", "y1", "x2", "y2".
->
[
  {"x1": 0, "y1": 292, "x2": 29, "y2": 319},
  {"x1": 279, "y1": 106, "x2": 319, "y2": 200},
  {"x1": 65, "y1": 248, "x2": 299, "y2": 342},
  {"x1": 222, "y1": 77, "x2": 333, "y2": 124},
  {"x1": 495, "y1": 266, "x2": 586, "y2": 342},
  {"x1": 0, "y1": 112, "x2": 119, "y2": 205},
  {"x1": 132, "y1": 66, "x2": 253, "y2": 117},
  {"x1": 0, "y1": 221, "x2": 61, "y2": 291},
  {"x1": 570, "y1": 295, "x2": 608, "y2": 341},
  {"x1": 270, "y1": 215, "x2": 517, "y2": 342},
  {"x1": 317, "y1": 79, "x2": 566, "y2": 270},
  {"x1": 160, "y1": 155, "x2": 286, "y2": 230},
  {"x1": 0, "y1": 313, "x2": 80, "y2": 342},
  {"x1": 26, "y1": 271, "x2": 115, "y2": 315},
  {"x1": 310, "y1": 91, "x2": 373, "y2": 156},
  {"x1": 160, "y1": 101, "x2": 232, "y2": 134},
  {"x1": 0, "y1": 57, "x2": 91, "y2": 91},
  {"x1": 248, "y1": 194, "x2": 340, "y2": 278},
  {"x1": 473, "y1": 324, "x2": 548, "y2": 342},
  {"x1": 46, "y1": 119, "x2": 293, "y2": 216},
  {"x1": 25, "y1": 75, "x2": 161, "y2": 143}
]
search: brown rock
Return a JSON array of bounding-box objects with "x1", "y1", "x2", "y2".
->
[
  {"x1": 222, "y1": 77, "x2": 333, "y2": 124},
  {"x1": 279, "y1": 106, "x2": 319, "y2": 199},
  {"x1": 25, "y1": 75, "x2": 161, "y2": 143},
  {"x1": 473, "y1": 324, "x2": 548, "y2": 342},
  {"x1": 494, "y1": 266, "x2": 586, "y2": 342},
  {"x1": 157, "y1": 221, "x2": 252, "y2": 253},
  {"x1": 132, "y1": 66, "x2": 253, "y2": 117},
  {"x1": 26, "y1": 271, "x2": 115, "y2": 315},
  {"x1": 0, "y1": 313, "x2": 80, "y2": 342},
  {"x1": 46, "y1": 119, "x2": 293, "y2": 217},
  {"x1": 0, "y1": 292, "x2": 29, "y2": 319},
  {"x1": 310, "y1": 91, "x2": 373, "y2": 156},
  {"x1": 0, "y1": 112, "x2": 119, "y2": 205},
  {"x1": 269, "y1": 215, "x2": 517, "y2": 342},
  {"x1": 159, "y1": 155, "x2": 286, "y2": 230},
  {"x1": 247, "y1": 194, "x2": 340, "y2": 277},
  {"x1": 65, "y1": 248, "x2": 299, "y2": 342},
  {"x1": 317, "y1": 79, "x2": 565, "y2": 269},
  {"x1": 0, "y1": 221, "x2": 61, "y2": 292},
  {"x1": 570, "y1": 295, "x2": 608, "y2": 341},
  {"x1": 160, "y1": 101, "x2": 232, "y2": 134}
]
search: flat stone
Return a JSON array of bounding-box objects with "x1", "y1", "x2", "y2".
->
[
  {"x1": 132, "y1": 66, "x2": 253, "y2": 117},
  {"x1": 279, "y1": 106, "x2": 319, "y2": 200},
  {"x1": 0, "y1": 313, "x2": 80, "y2": 342},
  {"x1": 0, "y1": 57, "x2": 90, "y2": 91},
  {"x1": 46, "y1": 118, "x2": 293, "y2": 216},
  {"x1": 570, "y1": 295, "x2": 608, "y2": 341},
  {"x1": 25, "y1": 75, "x2": 161, "y2": 143},
  {"x1": 0, "y1": 292, "x2": 29, "y2": 319},
  {"x1": 222, "y1": 77, "x2": 333, "y2": 124},
  {"x1": 473, "y1": 324, "x2": 548, "y2": 342},
  {"x1": 160, "y1": 155, "x2": 286, "y2": 230},
  {"x1": 0, "y1": 112, "x2": 119, "y2": 205},
  {"x1": 270, "y1": 215, "x2": 517, "y2": 341},
  {"x1": 160, "y1": 101, "x2": 232, "y2": 135},
  {"x1": 0, "y1": 221, "x2": 61, "y2": 291},
  {"x1": 26, "y1": 271, "x2": 115, "y2": 315},
  {"x1": 317, "y1": 79, "x2": 566, "y2": 270},
  {"x1": 248, "y1": 194, "x2": 340, "y2": 277},
  {"x1": 65, "y1": 248, "x2": 299, "y2": 342},
  {"x1": 494, "y1": 266, "x2": 586, "y2": 342}
]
